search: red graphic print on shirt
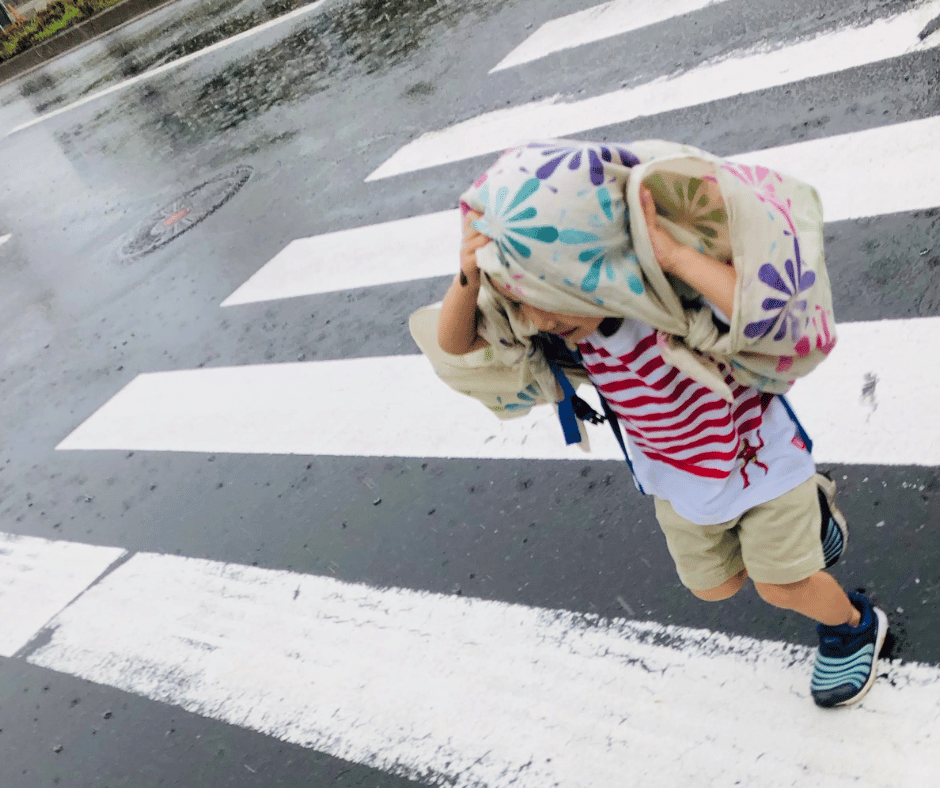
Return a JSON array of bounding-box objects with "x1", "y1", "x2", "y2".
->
[{"x1": 579, "y1": 329, "x2": 772, "y2": 482}]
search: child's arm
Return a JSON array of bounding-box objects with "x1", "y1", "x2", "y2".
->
[
  {"x1": 438, "y1": 210, "x2": 491, "y2": 354},
  {"x1": 640, "y1": 186, "x2": 737, "y2": 319}
]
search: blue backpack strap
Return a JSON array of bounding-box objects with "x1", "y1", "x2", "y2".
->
[
  {"x1": 777, "y1": 394, "x2": 813, "y2": 453},
  {"x1": 543, "y1": 335, "x2": 646, "y2": 493},
  {"x1": 597, "y1": 393, "x2": 646, "y2": 494},
  {"x1": 547, "y1": 357, "x2": 582, "y2": 446}
]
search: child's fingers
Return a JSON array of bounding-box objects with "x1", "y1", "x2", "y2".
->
[
  {"x1": 640, "y1": 186, "x2": 682, "y2": 272},
  {"x1": 641, "y1": 187, "x2": 664, "y2": 239},
  {"x1": 462, "y1": 220, "x2": 492, "y2": 255},
  {"x1": 462, "y1": 209, "x2": 483, "y2": 235},
  {"x1": 640, "y1": 186, "x2": 656, "y2": 222},
  {"x1": 464, "y1": 230, "x2": 490, "y2": 250},
  {"x1": 460, "y1": 238, "x2": 488, "y2": 269},
  {"x1": 460, "y1": 226, "x2": 491, "y2": 276}
]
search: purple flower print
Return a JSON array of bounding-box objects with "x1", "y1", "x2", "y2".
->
[
  {"x1": 744, "y1": 237, "x2": 816, "y2": 340},
  {"x1": 526, "y1": 142, "x2": 639, "y2": 186}
]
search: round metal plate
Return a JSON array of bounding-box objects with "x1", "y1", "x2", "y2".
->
[{"x1": 120, "y1": 165, "x2": 253, "y2": 260}]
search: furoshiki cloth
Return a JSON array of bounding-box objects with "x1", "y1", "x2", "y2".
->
[{"x1": 410, "y1": 139, "x2": 836, "y2": 423}]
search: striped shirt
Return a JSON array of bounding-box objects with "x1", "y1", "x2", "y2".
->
[{"x1": 578, "y1": 319, "x2": 815, "y2": 524}]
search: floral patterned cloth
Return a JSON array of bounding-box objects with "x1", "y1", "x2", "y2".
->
[{"x1": 409, "y1": 139, "x2": 836, "y2": 421}]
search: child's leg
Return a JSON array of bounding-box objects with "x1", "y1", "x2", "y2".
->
[
  {"x1": 752, "y1": 571, "x2": 860, "y2": 627},
  {"x1": 652, "y1": 498, "x2": 749, "y2": 597},
  {"x1": 737, "y1": 476, "x2": 887, "y2": 706},
  {"x1": 736, "y1": 475, "x2": 831, "y2": 594},
  {"x1": 689, "y1": 567, "x2": 748, "y2": 601}
]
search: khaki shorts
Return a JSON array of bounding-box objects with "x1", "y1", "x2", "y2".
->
[{"x1": 653, "y1": 476, "x2": 825, "y2": 590}]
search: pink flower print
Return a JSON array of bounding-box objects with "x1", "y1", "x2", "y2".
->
[
  {"x1": 794, "y1": 308, "x2": 836, "y2": 356},
  {"x1": 813, "y1": 307, "x2": 837, "y2": 354},
  {"x1": 723, "y1": 163, "x2": 781, "y2": 195},
  {"x1": 655, "y1": 331, "x2": 670, "y2": 355},
  {"x1": 722, "y1": 163, "x2": 795, "y2": 234}
]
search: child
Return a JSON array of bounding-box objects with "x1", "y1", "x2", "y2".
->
[{"x1": 436, "y1": 142, "x2": 888, "y2": 708}]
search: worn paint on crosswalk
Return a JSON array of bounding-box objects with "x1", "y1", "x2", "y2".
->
[{"x1": 13, "y1": 540, "x2": 940, "y2": 787}]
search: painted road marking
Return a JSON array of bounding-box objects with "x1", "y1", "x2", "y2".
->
[
  {"x1": 0, "y1": 532, "x2": 124, "y2": 657},
  {"x1": 3, "y1": 0, "x2": 327, "y2": 139},
  {"x1": 727, "y1": 116, "x2": 940, "y2": 223},
  {"x1": 21, "y1": 547, "x2": 940, "y2": 787},
  {"x1": 227, "y1": 115, "x2": 940, "y2": 305},
  {"x1": 221, "y1": 210, "x2": 459, "y2": 306},
  {"x1": 57, "y1": 316, "x2": 940, "y2": 467},
  {"x1": 0, "y1": 233, "x2": 11, "y2": 247},
  {"x1": 367, "y1": 2, "x2": 940, "y2": 180},
  {"x1": 491, "y1": 0, "x2": 732, "y2": 72}
]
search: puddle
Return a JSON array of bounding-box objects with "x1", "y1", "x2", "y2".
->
[
  {"x1": 20, "y1": 0, "x2": 488, "y2": 162},
  {"x1": 16, "y1": 0, "x2": 485, "y2": 116}
]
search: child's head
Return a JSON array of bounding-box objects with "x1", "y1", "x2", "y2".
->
[
  {"x1": 502, "y1": 292, "x2": 605, "y2": 343},
  {"x1": 460, "y1": 141, "x2": 646, "y2": 324}
]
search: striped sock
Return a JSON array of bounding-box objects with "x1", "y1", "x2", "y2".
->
[{"x1": 818, "y1": 487, "x2": 844, "y2": 567}]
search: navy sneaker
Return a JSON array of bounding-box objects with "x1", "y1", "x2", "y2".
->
[
  {"x1": 816, "y1": 472, "x2": 848, "y2": 568},
  {"x1": 811, "y1": 592, "x2": 888, "y2": 708}
]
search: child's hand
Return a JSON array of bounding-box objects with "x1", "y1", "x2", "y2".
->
[
  {"x1": 640, "y1": 186, "x2": 683, "y2": 273},
  {"x1": 439, "y1": 211, "x2": 492, "y2": 355},
  {"x1": 640, "y1": 185, "x2": 737, "y2": 316},
  {"x1": 460, "y1": 210, "x2": 489, "y2": 286}
]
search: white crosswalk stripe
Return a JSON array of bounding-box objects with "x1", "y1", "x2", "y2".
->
[
  {"x1": 56, "y1": 317, "x2": 940, "y2": 467},
  {"x1": 0, "y1": 533, "x2": 124, "y2": 657},
  {"x1": 221, "y1": 210, "x2": 460, "y2": 306},
  {"x1": 367, "y1": 2, "x2": 940, "y2": 180},
  {"x1": 225, "y1": 115, "x2": 940, "y2": 304},
  {"x1": 6, "y1": 534, "x2": 935, "y2": 788},
  {"x1": 7, "y1": 2, "x2": 940, "y2": 785},
  {"x1": 490, "y1": 0, "x2": 733, "y2": 72}
]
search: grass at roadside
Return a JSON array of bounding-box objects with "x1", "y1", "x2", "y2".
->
[
  {"x1": 1, "y1": 0, "x2": 125, "y2": 62},
  {"x1": 34, "y1": 5, "x2": 84, "y2": 40}
]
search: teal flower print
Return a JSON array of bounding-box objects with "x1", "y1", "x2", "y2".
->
[
  {"x1": 472, "y1": 178, "x2": 558, "y2": 263},
  {"x1": 495, "y1": 384, "x2": 539, "y2": 412},
  {"x1": 558, "y1": 187, "x2": 644, "y2": 294}
]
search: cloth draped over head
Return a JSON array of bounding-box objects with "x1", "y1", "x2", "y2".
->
[{"x1": 409, "y1": 139, "x2": 837, "y2": 423}]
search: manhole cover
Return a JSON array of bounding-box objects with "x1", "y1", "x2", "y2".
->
[{"x1": 120, "y1": 165, "x2": 253, "y2": 260}]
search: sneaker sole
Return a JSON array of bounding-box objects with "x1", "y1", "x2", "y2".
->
[
  {"x1": 832, "y1": 606, "x2": 889, "y2": 707},
  {"x1": 816, "y1": 472, "x2": 849, "y2": 566}
]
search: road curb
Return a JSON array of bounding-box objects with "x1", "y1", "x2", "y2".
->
[{"x1": 0, "y1": 0, "x2": 179, "y2": 84}]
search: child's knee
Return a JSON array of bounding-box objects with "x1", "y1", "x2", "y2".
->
[
  {"x1": 753, "y1": 577, "x2": 809, "y2": 608},
  {"x1": 690, "y1": 568, "x2": 748, "y2": 602}
]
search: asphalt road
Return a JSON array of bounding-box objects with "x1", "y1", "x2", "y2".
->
[{"x1": 0, "y1": 0, "x2": 939, "y2": 785}]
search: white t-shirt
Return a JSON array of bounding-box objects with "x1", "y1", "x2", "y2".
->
[{"x1": 578, "y1": 318, "x2": 815, "y2": 525}]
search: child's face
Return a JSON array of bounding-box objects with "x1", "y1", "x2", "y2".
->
[{"x1": 512, "y1": 300, "x2": 604, "y2": 343}]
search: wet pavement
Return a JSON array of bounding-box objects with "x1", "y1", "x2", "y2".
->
[{"x1": 0, "y1": 0, "x2": 939, "y2": 784}]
